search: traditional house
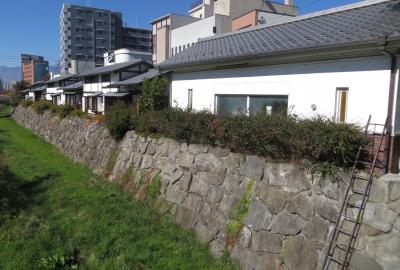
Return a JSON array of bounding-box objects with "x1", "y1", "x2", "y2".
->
[
  {"x1": 80, "y1": 49, "x2": 153, "y2": 114},
  {"x1": 23, "y1": 81, "x2": 46, "y2": 101},
  {"x1": 45, "y1": 74, "x2": 78, "y2": 105},
  {"x1": 160, "y1": 0, "x2": 400, "y2": 172}
]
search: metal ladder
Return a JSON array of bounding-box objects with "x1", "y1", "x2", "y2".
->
[{"x1": 322, "y1": 116, "x2": 388, "y2": 270}]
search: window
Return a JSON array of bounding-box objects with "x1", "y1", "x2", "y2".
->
[
  {"x1": 188, "y1": 89, "x2": 193, "y2": 110},
  {"x1": 216, "y1": 95, "x2": 247, "y2": 115},
  {"x1": 101, "y1": 74, "x2": 110, "y2": 82},
  {"x1": 213, "y1": 26, "x2": 217, "y2": 33},
  {"x1": 85, "y1": 76, "x2": 98, "y2": 84},
  {"x1": 249, "y1": 95, "x2": 288, "y2": 116},
  {"x1": 216, "y1": 95, "x2": 288, "y2": 115},
  {"x1": 335, "y1": 88, "x2": 349, "y2": 122}
]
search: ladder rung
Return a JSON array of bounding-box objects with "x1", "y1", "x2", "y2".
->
[
  {"x1": 352, "y1": 188, "x2": 365, "y2": 195},
  {"x1": 356, "y1": 161, "x2": 385, "y2": 169},
  {"x1": 353, "y1": 174, "x2": 369, "y2": 181},
  {"x1": 360, "y1": 147, "x2": 385, "y2": 153},
  {"x1": 326, "y1": 255, "x2": 344, "y2": 265},
  {"x1": 335, "y1": 243, "x2": 353, "y2": 252},
  {"x1": 347, "y1": 201, "x2": 362, "y2": 208},
  {"x1": 343, "y1": 216, "x2": 357, "y2": 223},
  {"x1": 337, "y1": 228, "x2": 355, "y2": 237}
]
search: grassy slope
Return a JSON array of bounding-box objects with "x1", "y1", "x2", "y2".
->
[{"x1": 0, "y1": 105, "x2": 236, "y2": 270}]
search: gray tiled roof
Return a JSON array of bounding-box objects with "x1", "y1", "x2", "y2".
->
[
  {"x1": 80, "y1": 60, "x2": 151, "y2": 77},
  {"x1": 58, "y1": 81, "x2": 83, "y2": 90},
  {"x1": 160, "y1": 0, "x2": 400, "y2": 69},
  {"x1": 46, "y1": 74, "x2": 76, "y2": 84},
  {"x1": 105, "y1": 69, "x2": 162, "y2": 87}
]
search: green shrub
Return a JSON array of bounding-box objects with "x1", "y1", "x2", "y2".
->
[
  {"x1": 32, "y1": 100, "x2": 53, "y2": 114},
  {"x1": 53, "y1": 104, "x2": 75, "y2": 118},
  {"x1": 104, "y1": 102, "x2": 133, "y2": 140},
  {"x1": 20, "y1": 99, "x2": 33, "y2": 108},
  {"x1": 70, "y1": 109, "x2": 87, "y2": 118},
  {"x1": 139, "y1": 76, "x2": 169, "y2": 113},
  {"x1": 131, "y1": 109, "x2": 365, "y2": 174}
]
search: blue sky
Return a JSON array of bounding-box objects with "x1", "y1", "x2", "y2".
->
[{"x1": 0, "y1": 0, "x2": 360, "y2": 67}]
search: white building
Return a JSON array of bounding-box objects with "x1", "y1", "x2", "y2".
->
[
  {"x1": 80, "y1": 49, "x2": 152, "y2": 114},
  {"x1": 45, "y1": 74, "x2": 78, "y2": 106},
  {"x1": 160, "y1": 0, "x2": 400, "y2": 172}
]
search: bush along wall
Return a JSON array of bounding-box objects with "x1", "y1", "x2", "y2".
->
[{"x1": 12, "y1": 105, "x2": 400, "y2": 270}]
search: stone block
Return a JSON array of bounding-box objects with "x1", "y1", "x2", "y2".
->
[
  {"x1": 390, "y1": 182, "x2": 400, "y2": 201},
  {"x1": 220, "y1": 194, "x2": 240, "y2": 216},
  {"x1": 367, "y1": 230, "x2": 400, "y2": 270},
  {"x1": 178, "y1": 173, "x2": 192, "y2": 192},
  {"x1": 394, "y1": 216, "x2": 400, "y2": 231},
  {"x1": 283, "y1": 235, "x2": 317, "y2": 270},
  {"x1": 174, "y1": 205, "x2": 198, "y2": 229},
  {"x1": 195, "y1": 222, "x2": 217, "y2": 243},
  {"x1": 223, "y1": 174, "x2": 242, "y2": 194},
  {"x1": 271, "y1": 210, "x2": 304, "y2": 235},
  {"x1": 364, "y1": 202, "x2": 398, "y2": 232},
  {"x1": 242, "y1": 155, "x2": 265, "y2": 180},
  {"x1": 194, "y1": 153, "x2": 226, "y2": 173},
  {"x1": 188, "y1": 144, "x2": 209, "y2": 154},
  {"x1": 302, "y1": 216, "x2": 330, "y2": 242},
  {"x1": 177, "y1": 152, "x2": 194, "y2": 168},
  {"x1": 244, "y1": 200, "x2": 273, "y2": 231},
  {"x1": 251, "y1": 230, "x2": 282, "y2": 253},
  {"x1": 238, "y1": 226, "x2": 252, "y2": 248},
  {"x1": 348, "y1": 252, "x2": 383, "y2": 270},
  {"x1": 284, "y1": 167, "x2": 311, "y2": 193},
  {"x1": 190, "y1": 173, "x2": 210, "y2": 196},
  {"x1": 369, "y1": 179, "x2": 389, "y2": 203},
  {"x1": 183, "y1": 194, "x2": 204, "y2": 213},
  {"x1": 145, "y1": 143, "x2": 157, "y2": 155},
  {"x1": 287, "y1": 193, "x2": 314, "y2": 218},
  {"x1": 209, "y1": 146, "x2": 230, "y2": 157},
  {"x1": 205, "y1": 186, "x2": 225, "y2": 203},
  {"x1": 255, "y1": 184, "x2": 289, "y2": 214},
  {"x1": 209, "y1": 234, "x2": 226, "y2": 257},
  {"x1": 140, "y1": 154, "x2": 154, "y2": 169},
  {"x1": 267, "y1": 163, "x2": 284, "y2": 186},
  {"x1": 314, "y1": 196, "x2": 340, "y2": 222},
  {"x1": 165, "y1": 184, "x2": 186, "y2": 204}
]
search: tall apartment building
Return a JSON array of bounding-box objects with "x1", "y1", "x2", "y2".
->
[
  {"x1": 21, "y1": 54, "x2": 49, "y2": 84},
  {"x1": 60, "y1": 4, "x2": 152, "y2": 75},
  {"x1": 0, "y1": 78, "x2": 4, "y2": 92},
  {"x1": 151, "y1": 0, "x2": 298, "y2": 65}
]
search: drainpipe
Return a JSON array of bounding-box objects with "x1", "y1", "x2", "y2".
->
[{"x1": 380, "y1": 37, "x2": 399, "y2": 173}]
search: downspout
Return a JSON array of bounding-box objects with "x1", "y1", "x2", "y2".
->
[{"x1": 380, "y1": 36, "x2": 398, "y2": 173}]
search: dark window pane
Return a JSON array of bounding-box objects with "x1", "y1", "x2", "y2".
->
[
  {"x1": 249, "y1": 95, "x2": 288, "y2": 116},
  {"x1": 217, "y1": 95, "x2": 247, "y2": 115}
]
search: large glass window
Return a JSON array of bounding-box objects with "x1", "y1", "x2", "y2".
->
[
  {"x1": 249, "y1": 95, "x2": 288, "y2": 116},
  {"x1": 216, "y1": 95, "x2": 288, "y2": 116},
  {"x1": 216, "y1": 95, "x2": 247, "y2": 115}
]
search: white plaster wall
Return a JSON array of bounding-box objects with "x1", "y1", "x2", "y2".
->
[
  {"x1": 82, "y1": 73, "x2": 121, "y2": 114},
  {"x1": 171, "y1": 15, "x2": 230, "y2": 53},
  {"x1": 171, "y1": 56, "x2": 393, "y2": 127}
]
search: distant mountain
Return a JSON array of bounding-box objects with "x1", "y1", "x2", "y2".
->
[{"x1": 0, "y1": 65, "x2": 59, "y2": 83}]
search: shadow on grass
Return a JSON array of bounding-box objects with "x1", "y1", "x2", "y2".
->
[{"x1": 0, "y1": 138, "x2": 55, "y2": 216}]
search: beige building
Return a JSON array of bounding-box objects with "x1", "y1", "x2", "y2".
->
[{"x1": 151, "y1": 0, "x2": 298, "y2": 65}]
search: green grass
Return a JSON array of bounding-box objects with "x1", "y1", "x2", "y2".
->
[{"x1": 0, "y1": 105, "x2": 237, "y2": 270}]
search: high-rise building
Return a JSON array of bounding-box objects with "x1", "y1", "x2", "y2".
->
[
  {"x1": 0, "y1": 78, "x2": 4, "y2": 92},
  {"x1": 21, "y1": 54, "x2": 49, "y2": 84},
  {"x1": 60, "y1": 4, "x2": 152, "y2": 75}
]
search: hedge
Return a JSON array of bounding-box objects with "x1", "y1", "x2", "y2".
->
[
  {"x1": 21, "y1": 101, "x2": 366, "y2": 175},
  {"x1": 130, "y1": 108, "x2": 366, "y2": 175}
]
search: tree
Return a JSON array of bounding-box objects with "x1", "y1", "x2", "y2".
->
[
  {"x1": 139, "y1": 76, "x2": 169, "y2": 113},
  {"x1": 12, "y1": 80, "x2": 31, "y2": 93}
]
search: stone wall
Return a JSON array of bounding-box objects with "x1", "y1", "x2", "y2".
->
[{"x1": 12, "y1": 106, "x2": 400, "y2": 270}]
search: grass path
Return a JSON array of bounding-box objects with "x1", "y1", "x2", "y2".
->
[{"x1": 0, "y1": 105, "x2": 236, "y2": 270}]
